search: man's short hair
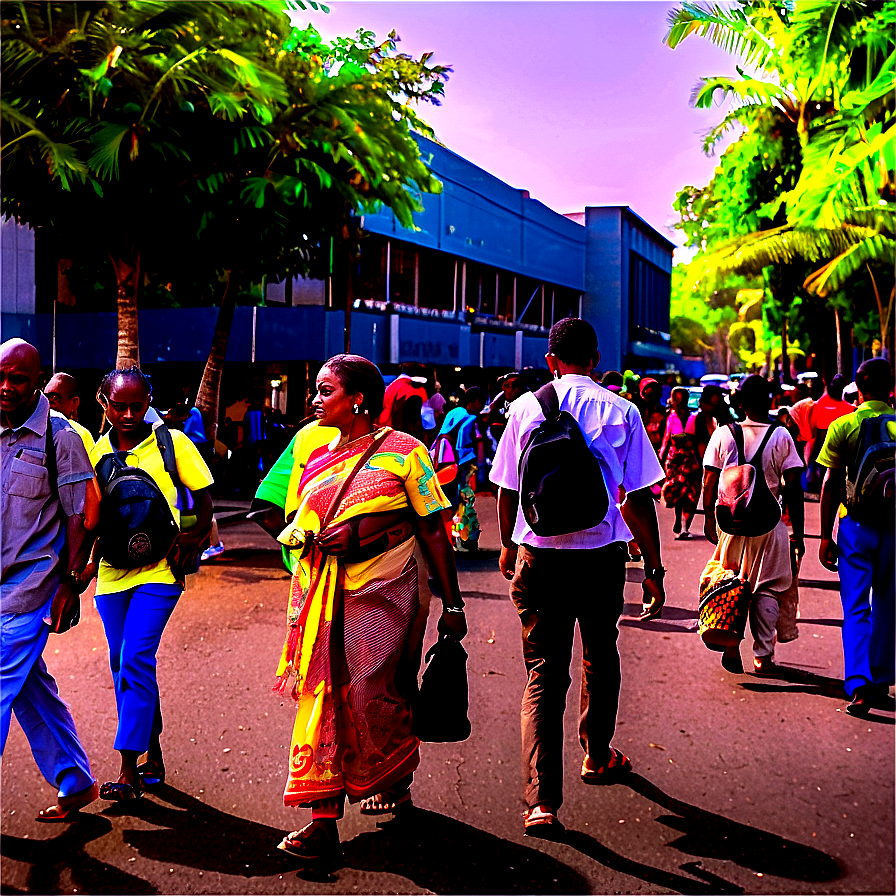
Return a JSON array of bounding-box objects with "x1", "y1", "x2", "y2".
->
[
  {"x1": 738, "y1": 374, "x2": 771, "y2": 410},
  {"x1": 462, "y1": 386, "x2": 487, "y2": 408},
  {"x1": 700, "y1": 384, "x2": 725, "y2": 403},
  {"x1": 827, "y1": 373, "x2": 848, "y2": 401},
  {"x1": 548, "y1": 318, "x2": 597, "y2": 367},
  {"x1": 855, "y1": 358, "x2": 894, "y2": 401}
]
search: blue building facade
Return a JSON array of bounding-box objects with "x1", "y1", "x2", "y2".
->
[{"x1": 2, "y1": 135, "x2": 676, "y2": 378}]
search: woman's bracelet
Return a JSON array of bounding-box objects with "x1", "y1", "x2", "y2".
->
[{"x1": 442, "y1": 605, "x2": 466, "y2": 614}]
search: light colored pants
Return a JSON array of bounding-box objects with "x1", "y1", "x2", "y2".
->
[
  {"x1": 749, "y1": 591, "x2": 780, "y2": 659},
  {"x1": 1, "y1": 596, "x2": 94, "y2": 797}
]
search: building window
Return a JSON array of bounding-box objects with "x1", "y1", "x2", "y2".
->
[{"x1": 629, "y1": 252, "x2": 671, "y2": 339}]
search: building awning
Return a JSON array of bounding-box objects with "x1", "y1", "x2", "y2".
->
[{"x1": 629, "y1": 340, "x2": 681, "y2": 365}]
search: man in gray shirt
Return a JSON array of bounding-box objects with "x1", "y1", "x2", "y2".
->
[{"x1": 1, "y1": 339, "x2": 99, "y2": 821}]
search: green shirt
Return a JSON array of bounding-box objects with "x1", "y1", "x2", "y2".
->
[{"x1": 816, "y1": 400, "x2": 894, "y2": 474}]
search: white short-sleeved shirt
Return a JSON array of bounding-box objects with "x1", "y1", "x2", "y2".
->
[
  {"x1": 490, "y1": 375, "x2": 664, "y2": 549},
  {"x1": 703, "y1": 421, "x2": 802, "y2": 499}
]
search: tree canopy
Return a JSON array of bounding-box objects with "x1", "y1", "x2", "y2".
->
[
  {"x1": 1, "y1": 1, "x2": 450, "y2": 365},
  {"x1": 665, "y1": 0, "x2": 895, "y2": 374}
]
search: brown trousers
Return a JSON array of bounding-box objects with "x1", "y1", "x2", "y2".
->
[{"x1": 510, "y1": 541, "x2": 626, "y2": 811}]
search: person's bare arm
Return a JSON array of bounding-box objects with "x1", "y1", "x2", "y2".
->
[
  {"x1": 51, "y1": 508, "x2": 95, "y2": 633},
  {"x1": 819, "y1": 466, "x2": 845, "y2": 572},
  {"x1": 619, "y1": 486, "x2": 666, "y2": 620},
  {"x1": 248, "y1": 498, "x2": 287, "y2": 540},
  {"x1": 703, "y1": 468, "x2": 720, "y2": 545},
  {"x1": 415, "y1": 511, "x2": 467, "y2": 640},
  {"x1": 782, "y1": 468, "x2": 805, "y2": 556},
  {"x1": 497, "y1": 487, "x2": 519, "y2": 581}
]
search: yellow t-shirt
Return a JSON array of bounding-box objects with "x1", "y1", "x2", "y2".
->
[
  {"x1": 68, "y1": 418, "x2": 95, "y2": 455},
  {"x1": 90, "y1": 428, "x2": 214, "y2": 594}
]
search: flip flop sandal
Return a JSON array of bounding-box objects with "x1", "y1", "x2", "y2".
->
[
  {"x1": 277, "y1": 822, "x2": 339, "y2": 861},
  {"x1": 358, "y1": 789, "x2": 412, "y2": 816},
  {"x1": 36, "y1": 782, "x2": 99, "y2": 823},
  {"x1": 581, "y1": 747, "x2": 632, "y2": 784},
  {"x1": 136, "y1": 763, "x2": 165, "y2": 791},
  {"x1": 523, "y1": 805, "x2": 565, "y2": 840},
  {"x1": 99, "y1": 781, "x2": 143, "y2": 802}
]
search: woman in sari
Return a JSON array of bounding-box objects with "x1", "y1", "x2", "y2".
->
[{"x1": 272, "y1": 354, "x2": 466, "y2": 861}]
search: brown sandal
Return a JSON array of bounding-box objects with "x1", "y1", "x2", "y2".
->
[
  {"x1": 36, "y1": 781, "x2": 99, "y2": 823},
  {"x1": 358, "y1": 788, "x2": 412, "y2": 815},
  {"x1": 277, "y1": 820, "x2": 339, "y2": 861},
  {"x1": 523, "y1": 804, "x2": 565, "y2": 839},
  {"x1": 581, "y1": 747, "x2": 632, "y2": 784}
]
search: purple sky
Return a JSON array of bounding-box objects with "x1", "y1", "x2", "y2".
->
[{"x1": 308, "y1": 1, "x2": 739, "y2": 247}]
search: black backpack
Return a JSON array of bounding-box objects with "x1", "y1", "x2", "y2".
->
[
  {"x1": 715, "y1": 423, "x2": 782, "y2": 537},
  {"x1": 517, "y1": 383, "x2": 610, "y2": 536},
  {"x1": 96, "y1": 425, "x2": 181, "y2": 570},
  {"x1": 845, "y1": 413, "x2": 895, "y2": 524}
]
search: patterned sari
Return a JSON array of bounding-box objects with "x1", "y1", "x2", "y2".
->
[{"x1": 274, "y1": 427, "x2": 449, "y2": 808}]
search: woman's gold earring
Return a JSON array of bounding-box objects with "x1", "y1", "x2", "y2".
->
[{"x1": 353, "y1": 404, "x2": 360, "y2": 415}]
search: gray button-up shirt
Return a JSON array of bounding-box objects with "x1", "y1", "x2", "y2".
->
[{"x1": 1, "y1": 393, "x2": 94, "y2": 615}]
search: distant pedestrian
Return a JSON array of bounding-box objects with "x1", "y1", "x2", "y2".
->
[
  {"x1": 44, "y1": 372, "x2": 95, "y2": 454},
  {"x1": 803, "y1": 374, "x2": 853, "y2": 494},
  {"x1": 687, "y1": 384, "x2": 732, "y2": 458},
  {"x1": 702, "y1": 375, "x2": 805, "y2": 675},
  {"x1": 660, "y1": 387, "x2": 701, "y2": 539},
  {"x1": 1, "y1": 339, "x2": 101, "y2": 822},
  {"x1": 433, "y1": 387, "x2": 487, "y2": 551},
  {"x1": 490, "y1": 318, "x2": 666, "y2": 839},
  {"x1": 816, "y1": 358, "x2": 894, "y2": 716},
  {"x1": 83, "y1": 367, "x2": 214, "y2": 801},
  {"x1": 379, "y1": 362, "x2": 429, "y2": 438}
]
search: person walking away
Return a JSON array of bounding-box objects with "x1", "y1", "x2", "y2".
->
[
  {"x1": 660, "y1": 387, "x2": 701, "y2": 539},
  {"x1": 639, "y1": 378, "x2": 666, "y2": 456},
  {"x1": 81, "y1": 367, "x2": 214, "y2": 800},
  {"x1": 433, "y1": 387, "x2": 486, "y2": 551},
  {"x1": 490, "y1": 318, "x2": 666, "y2": 839},
  {"x1": 816, "y1": 358, "x2": 894, "y2": 716},
  {"x1": 44, "y1": 372, "x2": 95, "y2": 455},
  {"x1": 379, "y1": 362, "x2": 429, "y2": 438},
  {"x1": 1, "y1": 339, "x2": 101, "y2": 821},
  {"x1": 686, "y1": 384, "x2": 732, "y2": 459},
  {"x1": 702, "y1": 375, "x2": 805, "y2": 675},
  {"x1": 803, "y1": 374, "x2": 853, "y2": 495},
  {"x1": 271, "y1": 354, "x2": 466, "y2": 861}
]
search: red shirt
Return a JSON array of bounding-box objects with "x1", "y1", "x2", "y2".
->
[
  {"x1": 811, "y1": 394, "x2": 854, "y2": 432},
  {"x1": 379, "y1": 375, "x2": 428, "y2": 428}
]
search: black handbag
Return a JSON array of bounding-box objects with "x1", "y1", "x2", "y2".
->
[{"x1": 413, "y1": 634, "x2": 472, "y2": 743}]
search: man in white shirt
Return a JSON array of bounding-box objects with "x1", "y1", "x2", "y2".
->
[
  {"x1": 490, "y1": 318, "x2": 666, "y2": 839},
  {"x1": 702, "y1": 375, "x2": 805, "y2": 675}
]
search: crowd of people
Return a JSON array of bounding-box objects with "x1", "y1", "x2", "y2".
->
[{"x1": 1, "y1": 325, "x2": 892, "y2": 857}]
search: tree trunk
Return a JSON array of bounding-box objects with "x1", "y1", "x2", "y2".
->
[
  {"x1": 110, "y1": 251, "x2": 141, "y2": 369},
  {"x1": 195, "y1": 272, "x2": 235, "y2": 443},
  {"x1": 781, "y1": 316, "x2": 790, "y2": 384}
]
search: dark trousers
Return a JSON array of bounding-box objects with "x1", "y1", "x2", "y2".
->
[{"x1": 509, "y1": 541, "x2": 626, "y2": 811}]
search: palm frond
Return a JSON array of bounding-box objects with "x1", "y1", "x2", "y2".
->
[
  {"x1": 803, "y1": 235, "x2": 896, "y2": 296},
  {"x1": 664, "y1": 2, "x2": 778, "y2": 69},
  {"x1": 690, "y1": 74, "x2": 786, "y2": 110},
  {"x1": 87, "y1": 121, "x2": 129, "y2": 180}
]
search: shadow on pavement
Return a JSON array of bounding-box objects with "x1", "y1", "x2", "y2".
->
[
  {"x1": 104, "y1": 786, "x2": 303, "y2": 878},
  {"x1": 0, "y1": 814, "x2": 158, "y2": 895},
  {"x1": 561, "y1": 829, "x2": 744, "y2": 895},
  {"x1": 621, "y1": 602, "x2": 698, "y2": 634},
  {"x1": 623, "y1": 773, "x2": 842, "y2": 882},
  {"x1": 796, "y1": 578, "x2": 841, "y2": 592},
  {"x1": 737, "y1": 665, "x2": 850, "y2": 701},
  {"x1": 340, "y1": 807, "x2": 589, "y2": 894}
]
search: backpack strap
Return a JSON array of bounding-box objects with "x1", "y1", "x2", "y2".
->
[
  {"x1": 728, "y1": 423, "x2": 746, "y2": 465},
  {"x1": 534, "y1": 382, "x2": 561, "y2": 421},
  {"x1": 154, "y1": 424, "x2": 184, "y2": 491},
  {"x1": 749, "y1": 422, "x2": 780, "y2": 468}
]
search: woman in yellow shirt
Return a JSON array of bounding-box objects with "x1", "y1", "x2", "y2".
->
[{"x1": 82, "y1": 367, "x2": 213, "y2": 800}]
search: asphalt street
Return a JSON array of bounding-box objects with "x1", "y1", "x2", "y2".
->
[{"x1": 1, "y1": 496, "x2": 893, "y2": 895}]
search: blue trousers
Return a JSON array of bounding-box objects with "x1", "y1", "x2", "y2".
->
[
  {"x1": 837, "y1": 516, "x2": 895, "y2": 695},
  {"x1": 94, "y1": 583, "x2": 181, "y2": 753},
  {"x1": 1, "y1": 597, "x2": 94, "y2": 797}
]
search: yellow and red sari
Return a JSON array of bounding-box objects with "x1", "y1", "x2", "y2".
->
[{"x1": 274, "y1": 427, "x2": 450, "y2": 808}]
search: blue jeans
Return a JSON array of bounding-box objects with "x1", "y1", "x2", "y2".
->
[
  {"x1": 94, "y1": 583, "x2": 181, "y2": 753},
  {"x1": 1, "y1": 596, "x2": 94, "y2": 797},
  {"x1": 837, "y1": 516, "x2": 895, "y2": 695}
]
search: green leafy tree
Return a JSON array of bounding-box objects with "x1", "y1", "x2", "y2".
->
[
  {"x1": 2, "y1": 2, "x2": 449, "y2": 436},
  {"x1": 666, "y1": 0, "x2": 895, "y2": 371}
]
